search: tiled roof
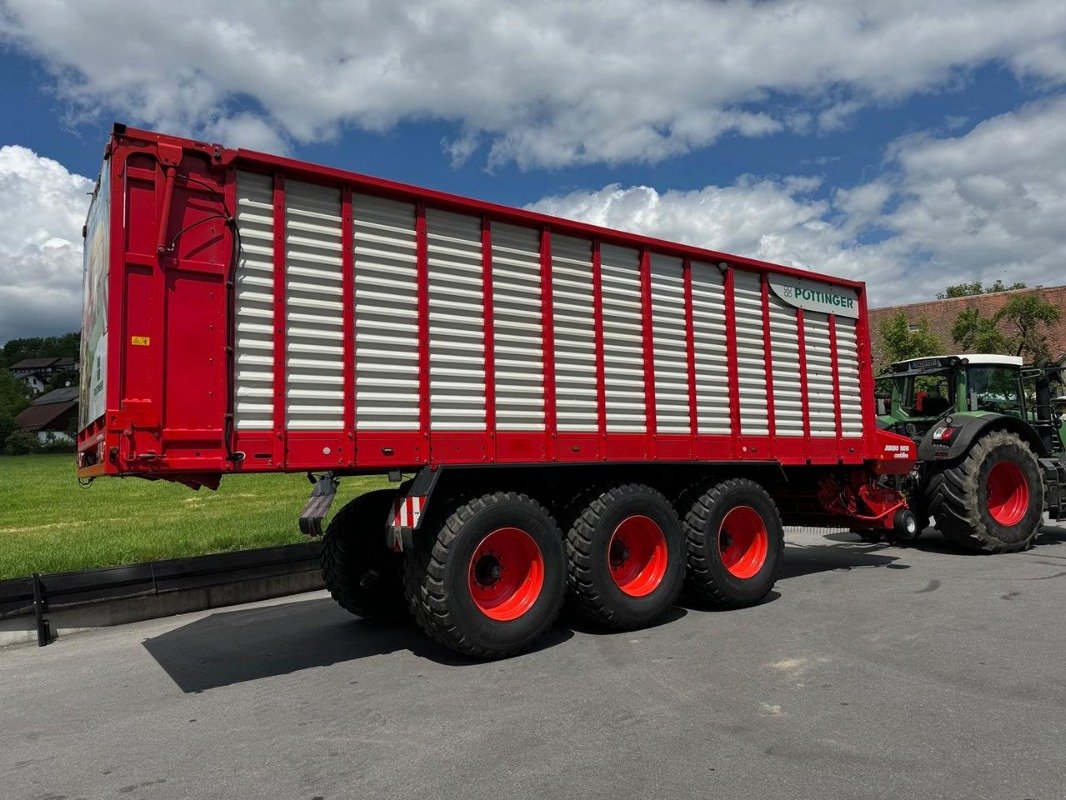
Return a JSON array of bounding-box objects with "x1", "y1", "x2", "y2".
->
[
  {"x1": 32, "y1": 386, "x2": 80, "y2": 405},
  {"x1": 14, "y1": 400, "x2": 78, "y2": 432},
  {"x1": 10, "y1": 357, "x2": 61, "y2": 370},
  {"x1": 870, "y1": 285, "x2": 1066, "y2": 365}
]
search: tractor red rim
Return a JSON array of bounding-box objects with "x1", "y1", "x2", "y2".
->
[
  {"x1": 718, "y1": 506, "x2": 769, "y2": 579},
  {"x1": 607, "y1": 514, "x2": 668, "y2": 597},
  {"x1": 986, "y1": 460, "x2": 1029, "y2": 526},
  {"x1": 468, "y1": 527, "x2": 545, "y2": 621}
]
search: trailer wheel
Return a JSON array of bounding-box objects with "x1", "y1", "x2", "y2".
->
[
  {"x1": 404, "y1": 492, "x2": 566, "y2": 659},
  {"x1": 565, "y1": 484, "x2": 685, "y2": 630},
  {"x1": 321, "y1": 489, "x2": 406, "y2": 620},
  {"x1": 683, "y1": 478, "x2": 784, "y2": 607},
  {"x1": 927, "y1": 430, "x2": 1044, "y2": 553}
]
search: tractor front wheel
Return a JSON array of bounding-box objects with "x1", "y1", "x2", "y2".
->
[{"x1": 927, "y1": 430, "x2": 1044, "y2": 553}]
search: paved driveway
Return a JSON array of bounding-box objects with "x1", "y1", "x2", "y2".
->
[{"x1": 3, "y1": 526, "x2": 1065, "y2": 800}]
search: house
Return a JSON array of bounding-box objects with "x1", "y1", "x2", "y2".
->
[
  {"x1": 8, "y1": 355, "x2": 80, "y2": 394},
  {"x1": 869, "y1": 285, "x2": 1066, "y2": 367},
  {"x1": 13, "y1": 386, "x2": 80, "y2": 444}
]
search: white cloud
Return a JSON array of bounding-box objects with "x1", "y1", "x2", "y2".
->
[
  {"x1": 529, "y1": 97, "x2": 1066, "y2": 306},
  {"x1": 2, "y1": 1, "x2": 1065, "y2": 167},
  {"x1": 2, "y1": 97, "x2": 1064, "y2": 342},
  {"x1": 0, "y1": 146, "x2": 92, "y2": 343}
]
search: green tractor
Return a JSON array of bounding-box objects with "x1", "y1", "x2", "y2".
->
[{"x1": 876, "y1": 354, "x2": 1066, "y2": 552}]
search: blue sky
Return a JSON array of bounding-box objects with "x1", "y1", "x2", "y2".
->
[{"x1": 1, "y1": 1, "x2": 1065, "y2": 342}]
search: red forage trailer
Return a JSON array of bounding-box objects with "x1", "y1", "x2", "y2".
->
[{"x1": 77, "y1": 125, "x2": 916, "y2": 657}]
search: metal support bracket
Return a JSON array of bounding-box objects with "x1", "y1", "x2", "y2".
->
[
  {"x1": 32, "y1": 573, "x2": 54, "y2": 647},
  {"x1": 298, "y1": 472, "x2": 339, "y2": 537}
]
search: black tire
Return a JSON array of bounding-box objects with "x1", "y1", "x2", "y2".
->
[
  {"x1": 565, "y1": 483, "x2": 685, "y2": 630},
  {"x1": 683, "y1": 478, "x2": 784, "y2": 607},
  {"x1": 892, "y1": 508, "x2": 919, "y2": 541},
  {"x1": 404, "y1": 492, "x2": 566, "y2": 659},
  {"x1": 927, "y1": 430, "x2": 1044, "y2": 553},
  {"x1": 321, "y1": 489, "x2": 406, "y2": 619}
]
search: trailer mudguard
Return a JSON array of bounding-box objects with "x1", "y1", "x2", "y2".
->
[{"x1": 918, "y1": 412, "x2": 1048, "y2": 462}]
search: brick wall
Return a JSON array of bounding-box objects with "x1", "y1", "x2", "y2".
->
[{"x1": 869, "y1": 285, "x2": 1066, "y2": 366}]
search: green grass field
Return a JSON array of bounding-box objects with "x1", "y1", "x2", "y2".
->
[{"x1": 0, "y1": 454, "x2": 389, "y2": 580}]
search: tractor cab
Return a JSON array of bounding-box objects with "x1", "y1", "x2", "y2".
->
[{"x1": 877, "y1": 353, "x2": 1065, "y2": 457}]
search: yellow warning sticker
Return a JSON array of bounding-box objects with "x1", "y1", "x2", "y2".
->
[{"x1": 131, "y1": 336, "x2": 150, "y2": 346}]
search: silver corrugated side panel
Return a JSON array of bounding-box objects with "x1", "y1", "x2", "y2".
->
[
  {"x1": 233, "y1": 172, "x2": 276, "y2": 431},
  {"x1": 691, "y1": 262, "x2": 731, "y2": 435},
  {"x1": 283, "y1": 180, "x2": 344, "y2": 431},
  {"x1": 426, "y1": 209, "x2": 486, "y2": 431},
  {"x1": 353, "y1": 194, "x2": 420, "y2": 431},
  {"x1": 768, "y1": 295, "x2": 804, "y2": 437},
  {"x1": 491, "y1": 224, "x2": 545, "y2": 431},
  {"x1": 804, "y1": 311, "x2": 836, "y2": 436},
  {"x1": 600, "y1": 244, "x2": 646, "y2": 433},
  {"x1": 551, "y1": 235, "x2": 597, "y2": 433},
  {"x1": 835, "y1": 318, "x2": 863, "y2": 437},
  {"x1": 734, "y1": 270, "x2": 769, "y2": 436},
  {"x1": 650, "y1": 254, "x2": 689, "y2": 435}
]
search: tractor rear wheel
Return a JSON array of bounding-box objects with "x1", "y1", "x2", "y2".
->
[
  {"x1": 927, "y1": 430, "x2": 1044, "y2": 553},
  {"x1": 565, "y1": 483, "x2": 685, "y2": 630},
  {"x1": 682, "y1": 478, "x2": 784, "y2": 607},
  {"x1": 321, "y1": 489, "x2": 406, "y2": 619},
  {"x1": 404, "y1": 491, "x2": 566, "y2": 659}
]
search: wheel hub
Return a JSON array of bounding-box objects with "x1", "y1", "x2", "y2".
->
[
  {"x1": 607, "y1": 515, "x2": 668, "y2": 597},
  {"x1": 474, "y1": 553, "x2": 503, "y2": 586},
  {"x1": 717, "y1": 506, "x2": 769, "y2": 579},
  {"x1": 467, "y1": 527, "x2": 545, "y2": 621}
]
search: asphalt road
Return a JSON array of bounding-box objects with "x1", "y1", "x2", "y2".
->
[{"x1": 3, "y1": 525, "x2": 1066, "y2": 800}]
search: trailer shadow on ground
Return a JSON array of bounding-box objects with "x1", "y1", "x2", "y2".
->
[
  {"x1": 822, "y1": 524, "x2": 1066, "y2": 555},
  {"x1": 143, "y1": 539, "x2": 908, "y2": 693}
]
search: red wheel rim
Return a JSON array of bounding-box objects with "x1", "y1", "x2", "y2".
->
[
  {"x1": 468, "y1": 527, "x2": 545, "y2": 621},
  {"x1": 986, "y1": 460, "x2": 1029, "y2": 526},
  {"x1": 607, "y1": 515, "x2": 668, "y2": 597},
  {"x1": 718, "y1": 506, "x2": 768, "y2": 579}
]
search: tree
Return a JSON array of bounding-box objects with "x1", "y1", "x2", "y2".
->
[
  {"x1": 0, "y1": 332, "x2": 80, "y2": 369},
  {"x1": 0, "y1": 368, "x2": 31, "y2": 445},
  {"x1": 951, "y1": 305, "x2": 1010, "y2": 354},
  {"x1": 999, "y1": 294, "x2": 1061, "y2": 361},
  {"x1": 879, "y1": 311, "x2": 944, "y2": 370},
  {"x1": 937, "y1": 280, "x2": 1027, "y2": 299},
  {"x1": 948, "y1": 293, "x2": 1061, "y2": 361}
]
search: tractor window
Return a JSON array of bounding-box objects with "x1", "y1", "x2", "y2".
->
[
  {"x1": 899, "y1": 373, "x2": 953, "y2": 417},
  {"x1": 968, "y1": 366, "x2": 1023, "y2": 416}
]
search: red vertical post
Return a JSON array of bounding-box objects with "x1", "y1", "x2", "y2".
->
[
  {"x1": 795, "y1": 308, "x2": 811, "y2": 451},
  {"x1": 591, "y1": 239, "x2": 607, "y2": 457},
  {"x1": 723, "y1": 265, "x2": 741, "y2": 457},
  {"x1": 829, "y1": 313, "x2": 844, "y2": 458},
  {"x1": 223, "y1": 166, "x2": 239, "y2": 463},
  {"x1": 760, "y1": 274, "x2": 777, "y2": 451},
  {"x1": 854, "y1": 287, "x2": 876, "y2": 455},
  {"x1": 481, "y1": 216, "x2": 496, "y2": 456},
  {"x1": 416, "y1": 203, "x2": 430, "y2": 457},
  {"x1": 683, "y1": 258, "x2": 698, "y2": 454},
  {"x1": 340, "y1": 187, "x2": 355, "y2": 459},
  {"x1": 271, "y1": 174, "x2": 287, "y2": 465},
  {"x1": 640, "y1": 248, "x2": 657, "y2": 454},
  {"x1": 539, "y1": 227, "x2": 557, "y2": 461}
]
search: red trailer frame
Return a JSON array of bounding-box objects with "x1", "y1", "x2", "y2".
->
[{"x1": 76, "y1": 125, "x2": 912, "y2": 489}]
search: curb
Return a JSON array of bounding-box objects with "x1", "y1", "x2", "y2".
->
[{"x1": 0, "y1": 542, "x2": 325, "y2": 649}]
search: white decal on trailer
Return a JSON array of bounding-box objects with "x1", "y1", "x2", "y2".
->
[{"x1": 768, "y1": 276, "x2": 859, "y2": 319}]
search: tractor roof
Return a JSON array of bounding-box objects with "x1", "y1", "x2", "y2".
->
[{"x1": 894, "y1": 354, "x2": 1023, "y2": 368}]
